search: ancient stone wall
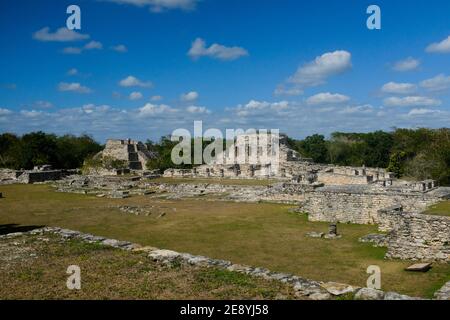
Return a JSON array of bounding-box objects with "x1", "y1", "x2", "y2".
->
[
  {"x1": 17, "y1": 170, "x2": 63, "y2": 184},
  {"x1": 316, "y1": 172, "x2": 372, "y2": 185},
  {"x1": 380, "y1": 211, "x2": 450, "y2": 261},
  {"x1": 302, "y1": 186, "x2": 443, "y2": 224}
]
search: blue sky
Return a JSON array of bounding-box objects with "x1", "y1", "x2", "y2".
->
[{"x1": 1, "y1": 0, "x2": 450, "y2": 142}]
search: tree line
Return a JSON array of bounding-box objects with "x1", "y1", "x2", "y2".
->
[
  {"x1": 1, "y1": 128, "x2": 449, "y2": 185},
  {"x1": 0, "y1": 131, "x2": 102, "y2": 170}
]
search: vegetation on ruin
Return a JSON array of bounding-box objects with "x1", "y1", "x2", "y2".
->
[
  {"x1": 0, "y1": 132, "x2": 102, "y2": 170},
  {"x1": 1, "y1": 183, "x2": 449, "y2": 298}
]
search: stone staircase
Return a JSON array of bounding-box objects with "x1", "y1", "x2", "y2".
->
[{"x1": 127, "y1": 144, "x2": 143, "y2": 170}]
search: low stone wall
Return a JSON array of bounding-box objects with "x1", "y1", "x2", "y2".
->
[
  {"x1": 302, "y1": 186, "x2": 443, "y2": 224},
  {"x1": 379, "y1": 211, "x2": 450, "y2": 262},
  {"x1": 18, "y1": 170, "x2": 63, "y2": 184},
  {"x1": 317, "y1": 172, "x2": 371, "y2": 185}
]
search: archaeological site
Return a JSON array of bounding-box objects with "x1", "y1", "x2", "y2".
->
[
  {"x1": 2, "y1": 1, "x2": 450, "y2": 310},
  {"x1": 1, "y1": 131, "x2": 449, "y2": 301}
]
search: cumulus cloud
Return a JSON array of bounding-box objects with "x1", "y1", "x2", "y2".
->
[
  {"x1": 84, "y1": 40, "x2": 103, "y2": 50},
  {"x1": 231, "y1": 100, "x2": 290, "y2": 118},
  {"x1": 392, "y1": 57, "x2": 420, "y2": 72},
  {"x1": 138, "y1": 103, "x2": 177, "y2": 116},
  {"x1": 381, "y1": 82, "x2": 417, "y2": 95},
  {"x1": 62, "y1": 40, "x2": 103, "y2": 54},
  {"x1": 276, "y1": 50, "x2": 352, "y2": 96},
  {"x1": 0, "y1": 108, "x2": 12, "y2": 116},
  {"x1": 58, "y1": 82, "x2": 92, "y2": 94},
  {"x1": 188, "y1": 38, "x2": 248, "y2": 61},
  {"x1": 129, "y1": 91, "x2": 143, "y2": 100},
  {"x1": 383, "y1": 96, "x2": 441, "y2": 107},
  {"x1": 119, "y1": 75, "x2": 153, "y2": 88},
  {"x1": 33, "y1": 27, "x2": 90, "y2": 42},
  {"x1": 306, "y1": 92, "x2": 350, "y2": 105},
  {"x1": 337, "y1": 104, "x2": 374, "y2": 115},
  {"x1": 33, "y1": 100, "x2": 53, "y2": 109},
  {"x1": 62, "y1": 47, "x2": 82, "y2": 54},
  {"x1": 186, "y1": 105, "x2": 211, "y2": 114},
  {"x1": 408, "y1": 108, "x2": 442, "y2": 117},
  {"x1": 111, "y1": 44, "x2": 128, "y2": 52},
  {"x1": 420, "y1": 74, "x2": 450, "y2": 92},
  {"x1": 426, "y1": 35, "x2": 450, "y2": 53},
  {"x1": 180, "y1": 91, "x2": 199, "y2": 102},
  {"x1": 103, "y1": 0, "x2": 200, "y2": 12}
]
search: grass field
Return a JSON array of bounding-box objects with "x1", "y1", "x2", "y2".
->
[
  {"x1": 0, "y1": 233, "x2": 297, "y2": 299},
  {"x1": 0, "y1": 184, "x2": 449, "y2": 298},
  {"x1": 424, "y1": 201, "x2": 450, "y2": 217}
]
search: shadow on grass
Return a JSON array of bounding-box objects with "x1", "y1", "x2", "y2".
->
[{"x1": 0, "y1": 223, "x2": 45, "y2": 235}]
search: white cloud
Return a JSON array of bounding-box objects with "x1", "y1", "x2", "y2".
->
[
  {"x1": 151, "y1": 95, "x2": 163, "y2": 101},
  {"x1": 62, "y1": 47, "x2": 82, "y2": 54},
  {"x1": 84, "y1": 40, "x2": 103, "y2": 50},
  {"x1": 34, "y1": 100, "x2": 53, "y2": 109},
  {"x1": 188, "y1": 38, "x2": 248, "y2": 61},
  {"x1": 138, "y1": 103, "x2": 177, "y2": 116},
  {"x1": 180, "y1": 91, "x2": 199, "y2": 102},
  {"x1": 306, "y1": 92, "x2": 350, "y2": 105},
  {"x1": 58, "y1": 82, "x2": 92, "y2": 94},
  {"x1": 129, "y1": 91, "x2": 143, "y2": 100},
  {"x1": 392, "y1": 57, "x2": 420, "y2": 72},
  {"x1": 119, "y1": 75, "x2": 153, "y2": 88},
  {"x1": 67, "y1": 68, "x2": 78, "y2": 76},
  {"x1": 186, "y1": 105, "x2": 211, "y2": 114},
  {"x1": 0, "y1": 108, "x2": 12, "y2": 116},
  {"x1": 33, "y1": 27, "x2": 89, "y2": 42},
  {"x1": 277, "y1": 50, "x2": 352, "y2": 96},
  {"x1": 408, "y1": 108, "x2": 442, "y2": 116},
  {"x1": 420, "y1": 74, "x2": 450, "y2": 92},
  {"x1": 111, "y1": 44, "x2": 128, "y2": 52},
  {"x1": 20, "y1": 110, "x2": 43, "y2": 118},
  {"x1": 337, "y1": 104, "x2": 374, "y2": 115},
  {"x1": 426, "y1": 35, "x2": 450, "y2": 53},
  {"x1": 383, "y1": 96, "x2": 441, "y2": 107},
  {"x1": 232, "y1": 100, "x2": 290, "y2": 117},
  {"x1": 381, "y1": 82, "x2": 417, "y2": 95},
  {"x1": 103, "y1": 0, "x2": 200, "y2": 12}
]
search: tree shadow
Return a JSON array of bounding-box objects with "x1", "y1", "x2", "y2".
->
[{"x1": 0, "y1": 224, "x2": 45, "y2": 235}]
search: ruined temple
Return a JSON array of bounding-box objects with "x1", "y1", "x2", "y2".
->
[{"x1": 99, "y1": 139, "x2": 155, "y2": 170}]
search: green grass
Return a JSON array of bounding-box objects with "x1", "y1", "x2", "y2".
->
[
  {"x1": 1, "y1": 184, "x2": 449, "y2": 298},
  {"x1": 149, "y1": 177, "x2": 277, "y2": 186},
  {"x1": 0, "y1": 234, "x2": 296, "y2": 299},
  {"x1": 424, "y1": 201, "x2": 450, "y2": 217}
]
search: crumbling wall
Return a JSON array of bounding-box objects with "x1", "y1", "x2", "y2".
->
[
  {"x1": 316, "y1": 172, "x2": 372, "y2": 185},
  {"x1": 302, "y1": 187, "x2": 442, "y2": 224},
  {"x1": 380, "y1": 211, "x2": 450, "y2": 262}
]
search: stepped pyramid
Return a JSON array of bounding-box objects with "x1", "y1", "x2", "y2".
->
[{"x1": 100, "y1": 139, "x2": 155, "y2": 170}]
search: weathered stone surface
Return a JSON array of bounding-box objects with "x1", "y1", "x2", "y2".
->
[
  {"x1": 405, "y1": 263, "x2": 432, "y2": 272},
  {"x1": 434, "y1": 281, "x2": 450, "y2": 300},
  {"x1": 308, "y1": 292, "x2": 332, "y2": 300},
  {"x1": 354, "y1": 288, "x2": 384, "y2": 300},
  {"x1": 384, "y1": 292, "x2": 418, "y2": 300},
  {"x1": 321, "y1": 282, "x2": 356, "y2": 296},
  {"x1": 306, "y1": 231, "x2": 324, "y2": 238},
  {"x1": 359, "y1": 234, "x2": 388, "y2": 247}
]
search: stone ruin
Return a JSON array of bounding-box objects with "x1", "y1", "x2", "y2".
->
[{"x1": 97, "y1": 139, "x2": 155, "y2": 171}]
